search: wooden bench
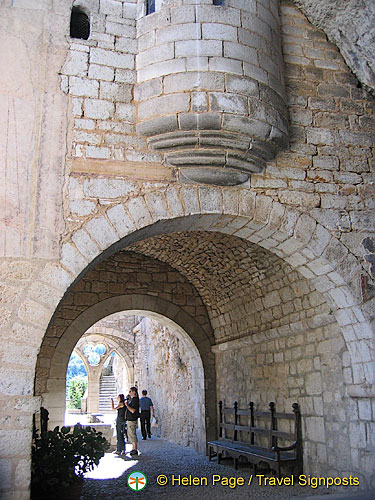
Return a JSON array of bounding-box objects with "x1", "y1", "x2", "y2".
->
[{"x1": 208, "y1": 401, "x2": 302, "y2": 478}]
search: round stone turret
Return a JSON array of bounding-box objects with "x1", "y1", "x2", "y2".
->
[{"x1": 135, "y1": 0, "x2": 288, "y2": 185}]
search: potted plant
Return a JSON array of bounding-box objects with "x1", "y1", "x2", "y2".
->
[{"x1": 31, "y1": 424, "x2": 109, "y2": 499}]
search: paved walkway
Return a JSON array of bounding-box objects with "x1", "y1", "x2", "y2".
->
[{"x1": 80, "y1": 436, "x2": 372, "y2": 500}]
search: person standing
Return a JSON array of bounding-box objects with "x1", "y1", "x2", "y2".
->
[
  {"x1": 139, "y1": 389, "x2": 155, "y2": 440},
  {"x1": 111, "y1": 394, "x2": 126, "y2": 455},
  {"x1": 125, "y1": 386, "x2": 140, "y2": 455}
]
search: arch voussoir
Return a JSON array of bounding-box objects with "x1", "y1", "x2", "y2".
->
[{"x1": 32, "y1": 189, "x2": 375, "y2": 400}]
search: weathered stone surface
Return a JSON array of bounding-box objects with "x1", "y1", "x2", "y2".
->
[{"x1": 293, "y1": 0, "x2": 375, "y2": 94}]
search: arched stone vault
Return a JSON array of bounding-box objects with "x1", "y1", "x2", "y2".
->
[
  {"x1": 37, "y1": 290, "x2": 215, "y2": 436},
  {"x1": 32, "y1": 189, "x2": 374, "y2": 397}
]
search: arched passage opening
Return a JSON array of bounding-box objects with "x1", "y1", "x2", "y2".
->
[
  {"x1": 35, "y1": 248, "x2": 214, "y2": 450},
  {"x1": 31, "y1": 196, "x2": 374, "y2": 484}
]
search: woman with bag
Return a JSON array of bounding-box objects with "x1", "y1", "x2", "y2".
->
[{"x1": 111, "y1": 394, "x2": 126, "y2": 455}]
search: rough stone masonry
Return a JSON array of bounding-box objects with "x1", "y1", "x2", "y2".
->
[{"x1": 0, "y1": 0, "x2": 374, "y2": 498}]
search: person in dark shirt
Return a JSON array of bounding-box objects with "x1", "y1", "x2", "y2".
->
[
  {"x1": 139, "y1": 390, "x2": 155, "y2": 440},
  {"x1": 125, "y1": 386, "x2": 140, "y2": 455},
  {"x1": 111, "y1": 394, "x2": 126, "y2": 455}
]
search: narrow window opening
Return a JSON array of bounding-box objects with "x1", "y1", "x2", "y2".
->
[
  {"x1": 145, "y1": 0, "x2": 155, "y2": 15},
  {"x1": 213, "y1": 0, "x2": 224, "y2": 5},
  {"x1": 70, "y1": 7, "x2": 90, "y2": 40}
]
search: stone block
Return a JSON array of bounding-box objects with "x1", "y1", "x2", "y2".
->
[
  {"x1": 72, "y1": 98, "x2": 83, "y2": 117},
  {"x1": 136, "y1": 43, "x2": 174, "y2": 69},
  {"x1": 243, "y1": 62, "x2": 268, "y2": 84},
  {"x1": 115, "y1": 102, "x2": 136, "y2": 122},
  {"x1": 349, "y1": 422, "x2": 367, "y2": 449},
  {"x1": 84, "y1": 98, "x2": 114, "y2": 119},
  {"x1": 186, "y1": 56, "x2": 209, "y2": 72},
  {"x1": 62, "y1": 50, "x2": 88, "y2": 77},
  {"x1": 85, "y1": 216, "x2": 118, "y2": 249},
  {"x1": 134, "y1": 78, "x2": 162, "y2": 101},
  {"x1": 115, "y1": 68, "x2": 136, "y2": 83},
  {"x1": 209, "y1": 57, "x2": 243, "y2": 75},
  {"x1": 278, "y1": 191, "x2": 320, "y2": 208},
  {"x1": 84, "y1": 178, "x2": 137, "y2": 199},
  {"x1": 191, "y1": 92, "x2": 208, "y2": 111},
  {"x1": 69, "y1": 200, "x2": 95, "y2": 218},
  {"x1": 37, "y1": 266, "x2": 71, "y2": 299},
  {"x1": 100, "y1": 0, "x2": 123, "y2": 16},
  {"x1": 241, "y1": 12, "x2": 271, "y2": 38},
  {"x1": 138, "y1": 58, "x2": 186, "y2": 81},
  {"x1": 107, "y1": 204, "x2": 135, "y2": 238},
  {"x1": 199, "y1": 187, "x2": 222, "y2": 214},
  {"x1": 165, "y1": 187, "x2": 185, "y2": 218},
  {"x1": 202, "y1": 23, "x2": 238, "y2": 42},
  {"x1": 195, "y1": 6, "x2": 241, "y2": 26},
  {"x1": 210, "y1": 92, "x2": 248, "y2": 114},
  {"x1": 175, "y1": 40, "x2": 222, "y2": 58},
  {"x1": 138, "y1": 93, "x2": 189, "y2": 120},
  {"x1": 170, "y1": 5, "x2": 196, "y2": 24},
  {"x1": 73, "y1": 130, "x2": 101, "y2": 145},
  {"x1": 239, "y1": 190, "x2": 256, "y2": 216},
  {"x1": 127, "y1": 197, "x2": 153, "y2": 227},
  {"x1": 100, "y1": 81, "x2": 132, "y2": 102},
  {"x1": 138, "y1": 31, "x2": 155, "y2": 52},
  {"x1": 305, "y1": 416, "x2": 325, "y2": 442},
  {"x1": 90, "y1": 48, "x2": 134, "y2": 69},
  {"x1": 181, "y1": 187, "x2": 200, "y2": 215},
  {"x1": 72, "y1": 229, "x2": 100, "y2": 261},
  {"x1": 69, "y1": 76, "x2": 99, "y2": 98},
  {"x1": 294, "y1": 213, "x2": 316, "y2": 244},
  {"x1": 224, "y1": 42, "x2": 258, "y2": 65},
  {"x1": 225, "y1": 74, "x2": 259, "y2": 97},
  {"x1": 0, "y1": 459, "x2": 11, "y2": 489},
  {"x1": 106, "y1": 20, "x2": 136, "y2": 37},
  {"x1": 136, "y1": 115, "x2": 178, "y2": 136},
  {"x1": 61, "y1": 242, "x2": 88, "y2": 275},
  {"x1": 86, "y1": 146, "x2": 111, "y2": 159},
  {"x1": 309, "y1": 224, "x2": 331, "y2": 257},
  {"x1": 307, "y1": 128, "x2": 335, "y2": 146},
  {"x1": 358, "y1": 399, "x2": 372, "y2": 421},
  {"x1": 14, "y1": 459, "x2": 31, "y2": 489},
  {"x1": 0, "y1": 430, "x2": 32, "y2": 456},
  {"x1": 164, "y1": 72, "x2": 225, "y2": 93},
  {"x1": 157, "y1": 23, "x2": 200, "y2": 44}
]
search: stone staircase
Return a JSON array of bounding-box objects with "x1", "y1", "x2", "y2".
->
[{"x1": 98, "y1": 375, "x2": 117, "y2": 413}]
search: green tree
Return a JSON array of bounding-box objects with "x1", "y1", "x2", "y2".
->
[{"x1": 67, "y1": 376, "x2": 88, "y2": 409}]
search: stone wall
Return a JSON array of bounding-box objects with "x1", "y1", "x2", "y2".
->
[
  {"x1": 134, "y1": 317, "x2": 205, "y2": 451},
  {"x1": 214, "y1": 320, "x2": 358, "y2": 478}
]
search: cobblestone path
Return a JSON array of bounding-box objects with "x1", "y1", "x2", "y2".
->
[{"x1": 80, "y1": 437, "x2": 363, "y2": 500}]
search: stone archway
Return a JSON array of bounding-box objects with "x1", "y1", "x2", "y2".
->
[
  {"x1": 30, "y1": 188, "x2": 374, "y2": 393},
  {"x1": 28, "y1": 188, "x2": 374, "y2": 484},
  {"x1": 74, "y1": 330, "x2": 134, "y2": 417},
  {"x1": 36, "y1": 294, "x2": 211, "y2": 449}
]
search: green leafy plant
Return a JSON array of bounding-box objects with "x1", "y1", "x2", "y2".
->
[
  {"x1": 31, "y1": 424, "x2": 109, "y2": 499},
  {"x1": 67, "y1": 376, "x2": 88, "y2": 409}
]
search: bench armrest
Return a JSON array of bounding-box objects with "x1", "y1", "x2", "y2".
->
[{"x1": 272, "y1": 441, "x2": 297, "y2": 452}]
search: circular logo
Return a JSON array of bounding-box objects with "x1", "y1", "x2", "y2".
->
[{"x1": 127, "y1": 471, "x2": 147, "y2": 491}]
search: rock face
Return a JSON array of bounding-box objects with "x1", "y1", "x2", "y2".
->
[
  {"x1": 293, "y1": 0, "x2": 375, "y2": 94},
  {"x1": 134, "y1": 317, "x2": 205, "y2": 452}
]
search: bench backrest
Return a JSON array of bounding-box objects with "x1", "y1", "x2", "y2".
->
[{"x1": 218, "y1": 401, "x2": 301, "y2": 453}]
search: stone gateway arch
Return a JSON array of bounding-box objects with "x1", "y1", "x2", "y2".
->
[{"x1": 1, "y1": 0, "x2": 375, "y2": 498}]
